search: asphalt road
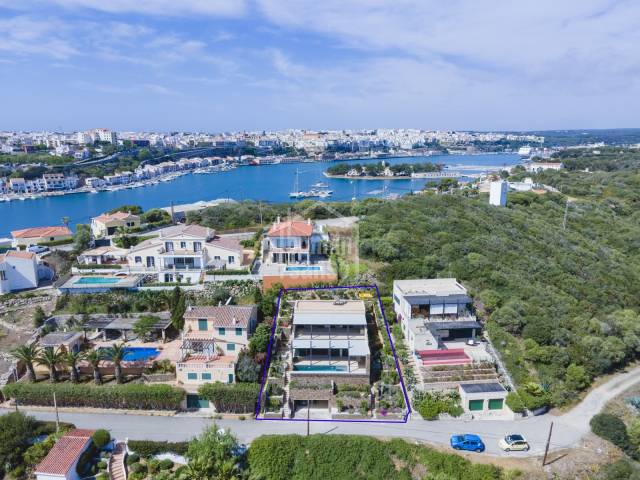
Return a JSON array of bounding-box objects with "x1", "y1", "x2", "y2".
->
[{"x1": 4, "y1": 365, "x2": 640, "y2": 458}]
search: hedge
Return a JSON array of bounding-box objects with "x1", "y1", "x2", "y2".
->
[
  {"x1": 3, "y1": 383, "x2": 184, "y2": 410},
  {"x1": 75, "y1": 264, "x2": 122, "y2": 270},
  {"x1": 198, "y1": 382, "x2": 260, "y2": 413},
  {"x1": 37, "y1": 238, "x2": 73, "y2": 247},
  {"x1": 127, "y1": 440, "x2": 189, "y2": 457},
  {"x1": 205, "y1": 269, "x2": 250, "y2": 275}
]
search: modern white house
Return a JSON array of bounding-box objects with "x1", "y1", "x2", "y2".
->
[
  {"x1": 393, "y1": 278, "x2": 482, "y2": 367},
  {"x1": 0, "y1": 250, "x2": 39, "y2": 293},
  {"x1": 177, "y1": 305, "x2": 258, "y2": 393},
  {"x1": 126, "y1": 224, "x2": 248, "y2": 283},
  {"x1": 34, "y1": 429, "x2": 95, "y2": 480}
]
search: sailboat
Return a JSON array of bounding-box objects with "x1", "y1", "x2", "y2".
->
[{"x1": 289, "y1": 168, "x2": 307, "y2": 198}]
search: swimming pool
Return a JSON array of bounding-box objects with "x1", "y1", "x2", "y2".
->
[
  {"x1": 74, "y1": 276, "x2": 121, "y2": 285},
  {"x1": 99, "y1": 347, "x2": 160, "y2": 362},
  {"x1": 293, "y1": 364, "x2": 347, "y2": 372},
  {"x1": 285, "y1": 266, "x2": 321, "y2": 272}
]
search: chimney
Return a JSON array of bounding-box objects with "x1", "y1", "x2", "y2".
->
[
  {"x1": 232, "y1": 317, "x2": 237, "y2": 325},
  {"x1": 307, "y1": 218, "x2": 311, "y2": 225},
  {"x1": 276, "y1": 216, "x2": 280, "y2": 224}
]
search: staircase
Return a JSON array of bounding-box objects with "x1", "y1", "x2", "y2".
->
[
  {"x1": 283, "y1": 369, "x2": 292, "y2": 418},
  {"x1": 109, "y1": 442, "x2": 127, "y2": 480}
]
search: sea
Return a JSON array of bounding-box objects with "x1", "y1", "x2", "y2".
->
[{"x1": 0, "y1": 153, "x2": 520, "y2": 237}]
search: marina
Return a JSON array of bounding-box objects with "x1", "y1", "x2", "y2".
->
[{"x1": 0, "y1": 153, "x2": 520, "y2": 236}]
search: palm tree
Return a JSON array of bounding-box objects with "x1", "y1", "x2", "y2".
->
[
  {"x1": 85, "y1": 349, "x2": 104, "y2": 385},
  {"x1": 107, "y1": 343, "x2": 127, "y2": 384},
  {"x1": 36, "y1": 347, "x2": 64, "y2": 383},
  {"x1": 11, "y1": 344, "x2": 40, "y2": 382},
  {"x1": 64, "y1": 350, "x2": 84, "y2": 384}
]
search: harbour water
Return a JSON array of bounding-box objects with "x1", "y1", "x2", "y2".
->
[{"x1": 0, "y1": 153, "x2": 519, "y2": 236}]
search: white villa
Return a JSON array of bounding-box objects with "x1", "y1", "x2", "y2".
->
[
  {"x1": 262, "y1": 217, "x2": 324, "y2": 265},
  {"x1": 0, "y1": 250, "x2": 39, "y2": 293},
  {"x1": 126, "y1": 224, "x2": 248, "y2": 283},
  {"x1": 177, "y1": 305, "x2": 258, "y2": 388}
]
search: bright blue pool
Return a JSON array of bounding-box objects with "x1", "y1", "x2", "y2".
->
[
  {"x1": 285, "y1": 266, "x2": 321, "y2": 272},
  {"x1": 293, "y1": 364, "x2": 347, "y2": 372},
  {"x1": 74, "y1": 276, "x2": 121, "y2": 285},
  {"x1": 99, "y1": 347, "x2": 160, "y2": 362}
]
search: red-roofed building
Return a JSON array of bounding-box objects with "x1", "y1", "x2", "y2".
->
[
  {"x1": 11, "y1": 226, "x2": 72, "y2": 247},
  {"x1": 91, "y1": 211, "x2": 141, "y2": 238},
  {"x1": 262, "y1": 217, "x2": 322, "y2": 265},
  {"x1": 35, "y1": 429, "x2": 95, "y2": 480}
]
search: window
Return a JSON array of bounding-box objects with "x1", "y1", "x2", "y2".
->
[
  {"x1": 187, "y1": 372, "x2": 197, "y2": 380},
  {"x1": 227, "y1": 343, "x2": 235, "y2": 351},
  {"x1": 468, "y1": 399, "x2": 484, "y2": 411},
  {"x1": 227, "y1": 373, "x2": 234, "y2": 383},
  {"x1": 180, "y1": 241, "x2": 187, "y2": 249},
  {"x1": 235, "y1": 327, "x2": 242, "y2": 336},
  {"x1": 193, "y1": 242, "x2": 202, "y2": 252},
  {"x1": 488, "y1": 398, "x2": 504, "y2": 410},
  {"x1": 214, "y1": 255, "x2": 221, "y2": 260},
  {"x1": 134, "y1": 256, "x2": 142, "y2": 263},
  {"x1": 201, "y1": 372, "x2": 212, "y2": 380},
  {"x1": 0, "y1": 271, "x2": 6, "y2": 281},
  {"x1": 393, "y1": 294, "x2": 400, "y2": 305},
  {"x1": 218, "y1": 327, "x2": 226, "y2": 335},
  {"x1": 165, "y1": 241, "x2": 174, "y2": 252},
  {"x1": 227, "y1": 256, "x2": 235, "y2": 264},
  {"x1": 198, "y1": 319, "x2": 208, "y2": 331}
]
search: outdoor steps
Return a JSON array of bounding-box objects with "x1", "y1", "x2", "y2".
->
[
  {"x1": 283, "y1": 370, "x2": 292, "y2": 418},
  {"x1": 109, "y1": 442, "x2": 127, "y2": 480}
]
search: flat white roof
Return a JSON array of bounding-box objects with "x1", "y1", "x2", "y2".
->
[
  {"x1": 394, "y1": 278, "x2": 467, "y2": 297},
  {"x1": 293, "y1": 300, "x2": 367, "y2": 326}
]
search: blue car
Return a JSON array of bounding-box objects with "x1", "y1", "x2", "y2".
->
[{"x1": 450, "y1": 434, "x2": 485, "y2": 452}]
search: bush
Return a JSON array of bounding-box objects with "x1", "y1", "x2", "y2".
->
[
  {"x1": 37, "y1": 238, "x2": 73, "y2": 246},
  {"x1": 159, "y1": 459, "x2": 174, "y2": 470},
  {"x1": 505, "y1": 392, "x2": 525, "y2": 413},
  {"x1": 198, "y1": 382, "x2": 260, "y2": 414},
  {"x1": 130, "y1": 462, "x2": 147, "y2": 474},
  {"x1": 147, "y1": 459, "x2": 160, "y2": 474},
  {"x1": 591, "y1": 413, "x2": 631, "y2": 453},
  {"x1": 96, "y1": 473, "x2": 108, "y2": 480},
  {"x1": 97, "y1": 460, "x2": 107, "y2": 470},
  {"x1": 75, "y1": 263, "x2": 122, "y2": 270},
  {"x1": 3, "y1": 383, "x2": 185, "y2": 411},
  {"x1": 92, "y1": 429, "x2": 111, "y2": 449},
  {"x1": 126, "y1": 453, "x2": 140, "y2": 465},
  {"x1": 127, "y1": 440, "x2": 189, "y2": 457}
]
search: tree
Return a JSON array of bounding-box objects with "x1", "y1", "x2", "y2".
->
[
  {"x1": 64, "y1": 350, "x2": 84, "y2": 384},
  {"x1": 73, "y1": 224, "x2": 91, "y2": 251},
  {"x1": 590, "y1": 413, "x2": 631, "y2": 453},
  {"x1": 248, "y1": 324, "x2": 271, "y2": 356},
  {"x1": 33, "y1": 306, "x2": 46, "y2": 328},
  {"x1": 564, "y1": 363, "x2": 590, "y2": 392},
  {"x1": 107, "y1": 343, "x2": 127, "y2": 384},
  {"x1": 0, "y1": 412, "x2": 38, "y2": 476},
  {"x1": 36, "y1": 347, "x2": 64, "y2": 383},
  {"x1": 133, "y1": 315, "x2": 160, "y2": 341},
  {"x1": 629, "y1": 418, "x2": 640, "y2": 451},
  {"x1": 92, "y1": 430, "x2": 111, "y2": 449},
  {"x1": 85, "y1": 349, "x2": 104, "y2": 385},
  {"x1": 12, "y1": 344, "x2": 40, "y2": 382},
  {"x1": 171, "y1": 291, "x2": 187, "y2": 330},
  {"x1": 235, "y1": 350, "x2": 261, "y2": 383},
  {"x1": 108, "y1": 204, "x2": 143, "y2": 215},
  {"x1": 185, "y1": 425, "x2": 240, "y2": 480}
]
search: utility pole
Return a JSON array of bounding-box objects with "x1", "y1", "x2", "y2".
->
[
  {"x1": 306, "y1": 402, "x2": 310, "y2": 436},
  {"x1": 542, "y1": 421, "x2": 554, "y2": 466},
  {"x1": 53, "y1": 392, "x2": 60, "y2": 433},
  {"x1": 562, "y1": 199, "x2": 569, "y2": 230}
]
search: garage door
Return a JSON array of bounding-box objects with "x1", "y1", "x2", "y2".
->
[
  {"x1": 488, "y1": 398, "x2": 504, "y2": 410},
  {"x1": 187, "y1": 394, "x2": 210, "y2": 409},
  {"x1": 468, "y1": 399, "x2": 484, "y2": 411}
]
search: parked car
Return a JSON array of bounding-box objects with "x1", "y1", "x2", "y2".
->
[
  {"x1": 27, "y1": 245, "x2": 48, "y2": 254},
  {"x1": 450, "y1": 434, "x2": 485, "y2": 452},
  {"x1": 499, "y1": 434, "x2": 530, "y2": 452}
]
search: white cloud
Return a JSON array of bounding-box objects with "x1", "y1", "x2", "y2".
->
[{"x1": 0, "y1": 16, "x2": 78, "y2": 59}]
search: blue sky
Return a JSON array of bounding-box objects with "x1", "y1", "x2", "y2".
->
[{"x1": 1, "y1": 0, "x2": 639, "y2": 132}]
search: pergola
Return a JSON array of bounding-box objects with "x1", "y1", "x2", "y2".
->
[{"x1": 82, "y1": 314, "x2": 172, "y2": 342}]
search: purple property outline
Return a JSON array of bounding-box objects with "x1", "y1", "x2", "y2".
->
[{"x1": 255, "y1": 284, "x2": 411, "y2": 424}]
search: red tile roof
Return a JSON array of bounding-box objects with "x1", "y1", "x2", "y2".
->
[
  {"x1": 35, "y1": 429, "x2": 95, "y2": 476},
  {"x1": 184, "y1": 305, "x2": 257, "y2": 328},
  {"x1": 267, "y1": 220, "x2": 313, "y2": 237},
  {"x1": 5, "y1": 250, "x2": 36, "y2": 260},
  {"x1": 94, "y1": 211, "x2": 139, "y2": 222},
  {"x1": 11, "y1": 226, "x2": 72, "y2": 239}
]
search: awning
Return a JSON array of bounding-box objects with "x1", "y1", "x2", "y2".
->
[{"x1": 291, "y1": 338, "x2": 370, "y2": 356}]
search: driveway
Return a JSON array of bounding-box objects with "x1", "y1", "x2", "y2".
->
[{"x1": 5, "y1": 365, "x2": 640, "y2": 458}]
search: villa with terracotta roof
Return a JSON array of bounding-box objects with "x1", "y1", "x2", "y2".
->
[
  {"x1": 90, "y1": 211, "x2": 140, "y2": 238},
  {"x1": 176, "y1": 305, "x2": 258, "y2": 394},
  {"x1": 34, "y1": 429, "x2": 95, "y2": 480},
  {"x1": 126, "y1": 224, "x2": 250, "y2": 283},
  {"x1": 11, "y1": 226, "x2": 72, "y2": 247},
  {"x1": 0, "y1": 250, "x2": 39, "y2": 293},
  {"x1": 262, "y1": 217, "x2": 324, "y2": 265}
]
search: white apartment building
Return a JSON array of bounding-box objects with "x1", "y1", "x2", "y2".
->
[
  {"x1": 43, "y1": 173, "x2": 79, "y2": 191},
  {"x1": 127, "y1": 224, "x2": 247, "y2": 283},
  {"x1": 94, "y1": 128, "x2": 118, "y2": 144},
  {"x1": 489, "y1": 181, "x2": 508, "y2": 207}
]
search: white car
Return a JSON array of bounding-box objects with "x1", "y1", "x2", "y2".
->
[{"x1": 499, "y1": 434, "x2": 530, "y2": 452}]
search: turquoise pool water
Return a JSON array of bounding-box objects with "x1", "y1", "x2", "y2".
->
[
  {"x1": 99, "y1": 347, "x2": 160, "y2": 362},
  {"x1": 74, "y1": 277, "x2": 121, "y2": 285},
  {"x1": 285, "y1": 266, "x2": 321, "y2": 272},
  {"x1": 293, "y1": 364, "x2": 347, "y2": 372}
]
